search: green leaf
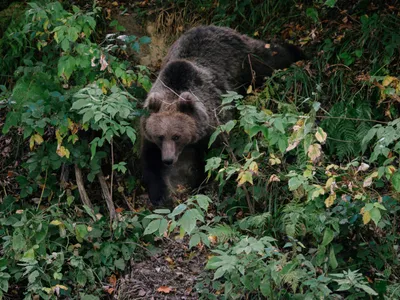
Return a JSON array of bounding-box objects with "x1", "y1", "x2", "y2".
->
[
  {"x1": 321, "y1": 228, "x2": 334, "y2": 246},
  {"x1": 28, "y1": 270, "x2": 39, "y2": 283},
  {"x1": 153, "y1": 209, "x2": 171, "y2": 214},
  {"x1": 208, "y1": 128, "x2": 221, "y2": 148},
  {"x1": 75, "y1": 224, "x2": 88, "y2": 242},
  {"x1": 189, "y1": 233, "x2": 201, "y2": 249},
  {"x1": 369, "y1": 208, "x2": 381, "y2": 225},
  {"x1": 355, "y1": 284, "x2": 378, "y2": 296},
  {"x1": 392, "y1": 171, "x2": 400, "y2": 192},
  {"x1": 178, "y1": 209, "x2": 202, "y2": 234},
  {"x1": 81, "y1": 295, "x2": 100, "y2": 300},
  {"x1": 288, "y1": 177, "x2": 303, "y2": 191},
  {"x1": 143, "y1": 219, "x2": 161, "y2": 235},
  {"x1": 329, "y1": 247, "x2": 338, "y2": 269},
  {"x1": 158, "y1": 218, "x2": 168, "y2": 236},
  {"x1": 273, "y1": 118, "x2": 285, "y2": 133},
  {"x1": 306, "y1": 7, "x2": 319, "y2": 23},
  {"x1": 213, "y1": 267, "x2": 226, "y2": 280},
  {"x1": 193, "y1": 195, "x2": 211, "y2": 211},
  {"x1": 324, "y1": 0, "x2": 336, "y2": 7},
  {"x1": 77, "y1": 270, "x2": 87, "y2": 286},
  {"x1": 114, "y1": 258, "x2": 125, "y2": 270},
  {"x1": 58, "y1": 55, "x2": 76, "y2": 79},
  {"x1": 260, "y1": 279, "x2": 272, "y2": 297},
  {"x1": 168, "y1": 204, "x2": 187, "y2": 218},
  {"x1": 139, "y1": 36, "x2": 151, "y2": 44},
  {"x1": 12, "y1": 229, "x2": 25, "y2": 251}
]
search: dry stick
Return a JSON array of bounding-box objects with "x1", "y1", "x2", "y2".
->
[
  {"x1": 213, "y1": 110, "x2": 255, "y2": 214},
  {"x1": 74, "y1": 165, "x2": 93, "y2": 210},
  {"x1": 110, "y1": 138, "x2": 114, "y2": 202},
  {"x1": 97, "y1": 170, "x2": 116, "y2": 220}
]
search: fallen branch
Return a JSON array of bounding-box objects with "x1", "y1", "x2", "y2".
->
[
  {"x1": 74, "y1": 165, "x2": 93, "y2": 210},
  {"x1": 97, "y1": 170, "x2": 116, "y2": 220}
]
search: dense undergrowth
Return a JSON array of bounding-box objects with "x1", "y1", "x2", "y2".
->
[{"x1": 0, "y1": 0, "x2": 399, "y2": 299}]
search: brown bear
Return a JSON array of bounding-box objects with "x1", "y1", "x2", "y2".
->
[{"x1": 140, "y1": 25, "x2": 305, "y2": 206}]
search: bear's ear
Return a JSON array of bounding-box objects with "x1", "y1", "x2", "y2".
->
[
  {"x1": 177, "y1": 92, "x2": 197, "y2": 115},
  {"x1": 145, "y1": 92, "x2": 162, "y2": 113}
]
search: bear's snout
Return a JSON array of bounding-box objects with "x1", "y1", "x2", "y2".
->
[
  {"x1": 163, "y1": 158, "x2": 174, "y2": 166},
  {"x1": 161, "y1": 140, "x2": 178, "y2": 166}
]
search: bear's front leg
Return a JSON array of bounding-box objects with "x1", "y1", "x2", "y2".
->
[{"x1": 141, "y1": 139, "x2": 168, "y2": 206}]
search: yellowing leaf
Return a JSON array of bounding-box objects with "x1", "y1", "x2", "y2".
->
[
  {"x1": 311, "y1": 185, "x2": 325, "y2": 200},
  {"x1": 325, "y1": 177, "x2": 335, "y2": 190},
  {"x1": 382, "y1": 76, "x2": 395, "y2": 87},
  {"x1": 246, "y1": 85, "x2": 253, "y2": 94},
  {"x1": 362, "y1": 210, "x2": 371, "y2": 224},
  {"x1": 315, "y1": 127, "x2": 327, "y2": 144},
  {"x1": 30, "y1": 134, "x2": 44, "y2": 150},
  {"x1": 324, "y1": 192, "x2": 336, "y2": 208},
  {"x1": 50, "y1": 220, "x2": 63, "y2": 226},
  {"x1": 269, "y1": 154, "x2": 281, "y2": 165},
  {"x1": 56, "y1": 129, "x2": 63, "y2": 145},
  {"x1": 249, "y1": 161, "x2": 258, "y2": 175},
  {"x1": 237, "y1": 170, "x2": 253, "y2": 186},
  {"x1": 363, "y1": 171, "x2": 378, "y2": 187},
  {"x1": 57, "y1": 146, "x2": 70, "y2": 158},
  {"x1": 308, "y1": 143, "x2": 322, "y2": 163}
]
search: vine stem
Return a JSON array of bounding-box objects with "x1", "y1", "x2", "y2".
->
[
  {"x1": 213, "y1": 110, "x2": 255, "y2": 214},
  {"x1": 37, "y1": 168, "x2": 48, "y2": 210}
]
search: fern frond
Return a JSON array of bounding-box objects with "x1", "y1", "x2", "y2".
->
[{"x1": 209, "y1": 224, "x2": 238, "y2": 243}]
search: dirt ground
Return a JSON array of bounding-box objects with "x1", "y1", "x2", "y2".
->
[{"x1": 116, "y1": 238, "x2": 209, "y2": 299}]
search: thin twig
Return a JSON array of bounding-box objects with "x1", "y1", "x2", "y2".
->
[
  {"x1": 316, "y1": 115, "x2": 388, "y2": 124},
  {"x1": 213, "y1": 109, "x2": 255, "y2": 214}
]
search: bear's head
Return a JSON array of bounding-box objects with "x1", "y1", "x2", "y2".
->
[{"x1": 143, "y1": 92, "x2": 203, "y2": 166}]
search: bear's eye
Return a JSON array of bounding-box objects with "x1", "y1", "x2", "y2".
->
[
  {"x1": 172, "y1": 135, "x2": 180, "y2": 141},
  {"x1": 158, "y1": 135, "x2": 164, "y2": 141}
]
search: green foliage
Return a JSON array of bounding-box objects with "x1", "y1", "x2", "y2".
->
[
  {"x1": 0, "y1": 195, "x2": 145, "y2": 299},
  {"x1": 143, "y1": 195, "x2": 213, "y2": 248},
  {"x1": 0, "y1": 1, "x2": 152, "y2": 298}
]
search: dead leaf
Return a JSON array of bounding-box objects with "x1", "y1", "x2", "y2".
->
[
  {"x1": 165, "y1": 256, "x2": 174, "y2": 266},
  {"x1": 208, "y1": 235, "x2": 218, "y2": 244},
  {"x1": 286, "y1": 140, "x2": 300, "y2": 152},
  {"x1": 100, "y1": 54, "x2": 109, "y2": 71},
  {"x1": 115, "y1": 207, "x2": 124, "y2": 213},
  {"x1": 307, "y1": 143, "x2": 322, "y2": 163},
  {"x1": 265, "y1": 43, "x2": 271, "y2": 49},
  {"x1": 109, "y1": 274, "x2": 117, "y2": 287},
  {"x1": 268, "y1": 174, "x2": 280, "y2": 183},
  {"x1": 56, "y1": 146, "x2": 70, "y2": 158},
  {"x1": 357, "y1": 163, "x2": 370, "y2": 172},
  {"x1": 157, "y1": 286, "x2": 173, "y2": 294},
  {"x1": 363, "y1": 171, "x2": 378, "y2": 187}
]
